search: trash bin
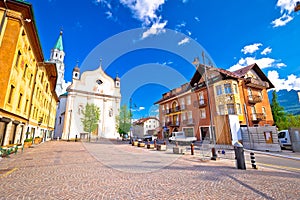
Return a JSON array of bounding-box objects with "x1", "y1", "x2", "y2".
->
[{"x1": 234, "y1": 141, "x2": 246, "y2": 170}]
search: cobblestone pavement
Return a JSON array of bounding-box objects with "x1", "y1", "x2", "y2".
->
[{"x1": 0, "y1": 140, "x2": 299, "y2": 200}]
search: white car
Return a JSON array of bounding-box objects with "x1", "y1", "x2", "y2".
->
[{"x1": 278, "y1": 130, "x2": 291, "y2": 149}]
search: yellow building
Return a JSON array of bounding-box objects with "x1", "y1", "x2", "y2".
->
[{"x1": 0, "y1": 0, "x2": 58, "y2": 146}]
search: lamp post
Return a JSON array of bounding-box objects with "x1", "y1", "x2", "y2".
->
[
  {"x1": 129, "y1": 98, "x2": 133, "y2": 144},
  {"x1": 201, "y1": 52, "x2": 217, "y2": 160}
]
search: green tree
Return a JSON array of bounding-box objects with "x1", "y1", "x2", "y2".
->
[
  {"x1": 115, "y1": 104, "x2": 132, "y2": 137},
  {"x1": 271, "y1": 90, "x2": 285, "y2": 127},
  {"x1": 81, "y1": 103, "x2": 100, "y2": 141}
]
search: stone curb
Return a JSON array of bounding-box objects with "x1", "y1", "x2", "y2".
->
[{"x1": 244, "y1": 149, "x2": 300, "y2": 161}]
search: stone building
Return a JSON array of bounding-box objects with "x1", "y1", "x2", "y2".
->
[{"x1": 0, "y1": 0, "x2": 58, "y2": 146}]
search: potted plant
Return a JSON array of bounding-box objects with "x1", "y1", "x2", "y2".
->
[
  {"x1": 23, "y1": 138, "x2": 32, "y2": 148},
  {"x1": 34, "y1": 136, "x2": 41, "y2": 144}
]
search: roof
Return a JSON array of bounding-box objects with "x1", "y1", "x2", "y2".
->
[
  {"x1": 133, "y1": 117, "x2": 159, "y2": 125},
  {"x1": 233, "y1": 63, "x2": 275, "y2": 89},
  {"x1": 54, "y1": 31, "x2": 63, "y2": 51}
]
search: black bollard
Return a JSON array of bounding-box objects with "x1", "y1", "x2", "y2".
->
[
  {"x1": 250, "y1": 152, "x2": 257, "y2": 169},
  {"x1": 191, "y1": 143, "x2": 194, "y2": 155}
]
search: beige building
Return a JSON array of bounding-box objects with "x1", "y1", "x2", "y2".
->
[{"x1": 0, "y1": 0, "x2": 58, "y2": 146}]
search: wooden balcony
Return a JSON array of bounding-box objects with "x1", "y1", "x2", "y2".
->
[
  {"x1": 251, "y1": 113, "x2": 266, "y2": 121},
  {"x1": 193, "y1": 99, "x2": 207, "y2": 108},
  {"x1": 166, "y1": 105, "x2": 186, "y2": 114},
  {"x1": 245, "y1": 77, "x2": 269, "y2": 89},
  {"x1": 248, "y1": 95, "x2": 262, "y2": 104}
]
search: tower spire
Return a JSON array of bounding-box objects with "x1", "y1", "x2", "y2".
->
[{"x1": 54, "y1": 30, "x2": 63, "y2": 51}]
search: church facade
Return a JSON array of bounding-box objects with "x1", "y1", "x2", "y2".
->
[{"x1": 59, "y1": 64, "x2": 121, "y2": 140}]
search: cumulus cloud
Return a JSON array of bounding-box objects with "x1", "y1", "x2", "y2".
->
[
  {"x1": 142, "y1": 20, "x2": 167, "y2": 39},
  {"x1": 178, "y1": 37, "x2": 190, "y2": 46},
  {"x1": 261, "y1": 47, "x2": 272, "y2": 55},
  {"x1": 241, "y1": 43, "x2": 262, "y2": 54},
  {"x1": 228, "y1": 57, "x2": 286, "y2": 72},
  {"x1": 268, "y1": 70, "x2": 300, "y2": 91},
  {"x1": 120, "y1": 0, "x2": 167, "y2": 39},
  {"x1": 120, "y1": 0, "x2": 165, "y2": 25},
  {"x1": 272, "y1": 0, "x2": 297, "y2": 27},
  {"x1": 271, "y1": 13, "x2": 293, "y2": 27}
]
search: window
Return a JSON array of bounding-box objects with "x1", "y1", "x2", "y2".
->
[
  {"x1": 186, "y1": 95, "x2": 191, "y2": 105},
  {"x1": 181, "y1": 112, "x2": 186, "y2": 121},
  {"x1": 23, "y1": 64, "x2": 28, "y2": 78},
  {"x1": 258, "y1": 90, "x2": 263, "y2": 100},
  {"x1": 180, "y1": 98, "x2": 185, "y2": 109},
  {"x1": 183, "y1": 127, "x2": 194, "y2": 137},
  {"x1": 18, "y1": 93, "x2": 23, "y2": 109},
  {"x1": 224, "y1": 83, "x2": 232, "y2": 94},
  {"x1": 199, "y1": 92, "x2": 205, "y2": 105},
  {"x1": 233, "y1": 83, "x2": 238, "y2": 94},
  {"x1": 41, "y1": 72, "x2": 44, "y2": 83},
  {"x1": 247, "y1": 88, "x2": 252, "y2": 99},
  {"x1": 24, "y1": 99, "x2": 29, "y2": 113},
  {"x1": 200, "y1": 108, "x2": 206, "y2": 118},
  {"x1": 218, "y1": 105, "x2": 225, "y2": 115},
  {"x1": 15, "y1": 50, "x2": 21, "y2": 67},
  {"x1": 262, "y1": 107, "x2": 266, "y2": 116},
  {"x1": 29, "y1": 74, "x2": 33, "y2": 86},
  {"x1": 96, "y1": 79, "x2": 103, "y2": 85},
  {"x1": 59, "y1": 117, "x2": 62, "y2": 124},
  {"x1": 237, "y1": 103, "x2": 242, "y2": 115},
  {"x1": 227, "y1": 104, "x2": 235, "y2": 114},
  {"x1": 8, "y1": 85, "x2": 15, "y2": 104},
  {"x1": 216, "y1": 85, "x2": 222, "y2": 96}
]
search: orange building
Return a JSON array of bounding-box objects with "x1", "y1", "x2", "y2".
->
[
  {"x1": 0, "y1": 0, "x2": 58, "y2": 146},
  {"x1": 155, "y1": 63, "x2": 274, "y2": 144}
]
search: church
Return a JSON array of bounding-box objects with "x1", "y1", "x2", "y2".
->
[
  {"x1": 61, "y1": 63, "x2": 121, "y2": 140},
  {"x1": 52, "y1": 32, "x2": 121, "y2": 140}
]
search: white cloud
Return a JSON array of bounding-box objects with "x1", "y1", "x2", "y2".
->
[
  {"x1": 176, "y1": 21, "x2": 186, "y2": 28},
  {"x1": 241, "y1": 43, "x2": 262, "y2": 54},
  {"x1": 178, "y1": 37, "x2": 190, "y2": 46},
  {"x1": 182, "y1": 0, "x2": 189, "y2": 3},
  {"x1": 105, "y1": 11, "x2": 113, "y2": 19},
  {"x1": 120, "y1": 0, "x2": 167, "y2": 39},
  {"x1": 120, "y1": 0, "x2": 165, "y2": 25},
  {"x1": 272, "y1": 0, "x2": 297, "y2": 27},
  {"x1": 271, "y1": 13, "x2": 293, "y2": 27},
  {"x1": 261, "y1": 47, "x2": 272, "y2": 55},
  {"x1": 268, "y1": 70, "x2": 300, "y2": 91},
  {"x1": 228, "y1": 57, "x2": 286, "y2": 72},
  {"x1": 142, "y1": 20, "x2": 167, "y2": 39},
  {"x1": 194, "y1": 16, "x2": 200, "y2": 22}
]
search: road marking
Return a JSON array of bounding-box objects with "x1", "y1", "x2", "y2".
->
[
  {"x1": 1, "y1": 168, "x2": 18, "y2": 178},
  {"x1": 257, "y1": 163, "x2": 300, "y2": 172}
]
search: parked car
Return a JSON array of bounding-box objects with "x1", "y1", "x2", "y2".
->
[
  {"x1": 169, "y1": 131, "x2": 197, "y2": 143},
  {"x1": 143, "y1": 135, "x2": 153, "y2": 141},
  {"x1": 278, "y1": 130, "x2": 292, "y2": 149}
]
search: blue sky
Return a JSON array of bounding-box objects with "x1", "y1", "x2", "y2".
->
[{"x1": 28, "y1": 0, "x2": 300, "y2": 119}]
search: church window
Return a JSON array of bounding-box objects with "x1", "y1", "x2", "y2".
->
[
  {"x1": 96, "y1": 79, "x2": 103, "y2": 85},
  {"x1": 109, "y1": 108, "x2": 113, "y2": 117}
]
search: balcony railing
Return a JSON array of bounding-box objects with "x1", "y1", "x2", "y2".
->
[
  {"x1": 245, "y1": 77, "x2": 269, "y2": 89},
  {"x1": 251, "y1": 113, "x2": 266, "y2": 121},
  {"x1": 248, "y1": 95, "x2": 262, "y2": 104},
  {"x1": 166, "y1": 121, "x2": 180, "y2": 127},
  {"x1": 182, "y1": 119, "x2": 195, "y2": 125},
  {"x1": 165, "y1": 105, "x2": 186, "y2": 114},
  {"x1": 193, "y1": 99, "x2": 207, "y2": 108}
]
